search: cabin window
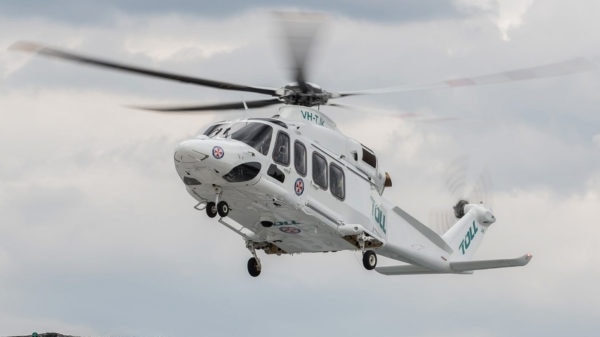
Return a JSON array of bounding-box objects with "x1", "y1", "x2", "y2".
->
[
  {"x1": 231, "y1": 123, "x2": 273, "y2": 155},
  {"x1": 312, "y1": 152, "x2": 328, "y2": 189},
  {"x1": 329, "y1": 163, "x2": 345, "y2": 200},
  {"x1": 272, "y1": 131, "x2": 290, "y2": 166},
  {"x1": 294, "y1": 141, "x2": 307, "y2": 176},
  {"x1": 362, "y1": 146, "x2": 377, "y2": 168}
]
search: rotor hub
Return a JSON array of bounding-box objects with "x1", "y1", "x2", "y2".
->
[{"x1": 279, "y1": 82, "x2": 330, "y2": 107}]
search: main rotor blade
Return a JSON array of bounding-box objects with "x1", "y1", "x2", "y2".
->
[
  {"x1": 131, "y1": 98, "x2": 281, "y2": 112},
  {"x1": 10, "y1": 41, "x2": 278, "y2": 96},
  {"x1": 275, "y1": 12, "x2": 326, "y2": 91},
  {"x1": 337, "y1": 57, "x2": 597, "y2": 97}
]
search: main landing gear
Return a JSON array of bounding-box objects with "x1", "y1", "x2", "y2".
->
[
  {"x1": 362, "y1": 250, "x2": 377, "y2": 270},
  {"x1": 247, "y1": 257, "x2": 261, "y2": 277},
  {"x1": 246, "y1": 242, "x2": 262, "y2": 277},
  {"x1": 356, "y1": 232, "x2": 378, "y2": 270}
]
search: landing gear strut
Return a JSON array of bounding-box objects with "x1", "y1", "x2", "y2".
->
[
  {"x1": 357, "y1": 233, "x2": 378, "y2": 270},
  {"x1": 362, "y1": 250, "x2": 377, "y2": 270}
]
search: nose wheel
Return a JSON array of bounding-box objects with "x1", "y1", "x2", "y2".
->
[
  {"x1": 206, "y1": 202, "x2": 218, "y2": 218},
  {"x1": 205, "y1": 201, "x2": 230, "y2": 218},
  {"x1": 204, "y1": 186, "x2": 230, "y2": 218},
  {"x1": 217, "y1": 201, "x2": 229, "y2": 217}
]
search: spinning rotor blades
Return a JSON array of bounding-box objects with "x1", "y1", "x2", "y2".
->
[
  {"x1": 339, "y1": 57, "x2": 597, "y2": 97},
  {"x1": 429, "y1": 156, "x2": 494, "y2": 234},
  {"x1": 132, "y1": 98, "x2": 282, "y2": 112},
  {"x1": 275, "y1": 11, "x2": 326, "y2": 92},
  {"x1": 9, "y1": 14, "x2": 599, "y2": 112},
  {"x1": 444, "y1": 156, "x2": 493, "y2": 207},
  {"x1": 9, "y1": 41, "x2": 278, "y2": 96}
]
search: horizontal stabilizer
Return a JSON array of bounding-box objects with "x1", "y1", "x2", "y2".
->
[
  {"x1": 375, "y1": 265, "x2": 443, "y2": 275},
  {"x1": 375, "y1": 253, "x2": 532, "y2": 276},
  {"x1": 450, "y1": 253, "x2": 533, "y2": 272}
]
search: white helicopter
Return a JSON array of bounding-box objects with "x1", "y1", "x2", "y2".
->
[{"x1": 12, "y1": 13, "x2": 594, "y2": 277}]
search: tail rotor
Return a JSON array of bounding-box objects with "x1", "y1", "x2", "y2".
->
[{"x1": 429, "y1": 156, "x2": 494, "y2": 233}]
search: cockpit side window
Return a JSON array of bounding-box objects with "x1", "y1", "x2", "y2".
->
[
  {"x1": 329, "y1": 163, "x2": 345, "y2": 200},
  {"x1": 231, "y1": 123, "x2": 273, "y2": 155},
  {"x1": 294, "y1": 141, "x2": 307, "y2": 176},
  {"x1": 312, "y1": 152, "x2": 328, "y2": 189},
  {"x1": 272, "y1": 131, "x2": 290, "y2": 166}
]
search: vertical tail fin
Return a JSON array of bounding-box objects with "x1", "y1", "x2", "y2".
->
[{"x1": 443, "y1": 203, "x2": 495, "y2": 262}]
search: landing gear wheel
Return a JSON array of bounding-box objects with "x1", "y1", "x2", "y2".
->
[
  {"x1": 362, "y1": 250, "x2": 377, "y2": 270},
  {"x1": 247, "y1": 257, "x2": 261, "y2": 277},
  {"x1": 217, "y1": 201, "x2": 229, "y2": 217},
  {"x1": 206, "y1": 202, "x2": 217, "y2": 218}
]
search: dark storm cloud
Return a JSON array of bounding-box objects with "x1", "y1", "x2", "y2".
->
[{"x1": 0, "y1": 0, "x2": 468, "y2": 23}]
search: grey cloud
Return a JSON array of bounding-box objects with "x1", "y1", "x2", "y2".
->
[{"x1": 0, "y1": 0, "x2": 468, "y2": 24}]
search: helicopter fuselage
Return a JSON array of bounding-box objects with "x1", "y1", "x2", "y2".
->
[
  {"x1": 174, "y1": 105, "x2": 389, "y2": 255},
  {"x1": 173, "y1": 105, "x2": 532, "y2": 277}
]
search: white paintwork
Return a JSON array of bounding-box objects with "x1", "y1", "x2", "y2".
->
[{"x1": 174, "y1": 105, "x2": 531, "y2": 275}]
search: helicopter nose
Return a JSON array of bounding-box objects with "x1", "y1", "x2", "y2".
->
[
  {"x1": 174, "y1": 139, "x2": 210, "y2": 164},
  {"x1": 174, "y1": 138, "x2": 261, "y2": 185}
]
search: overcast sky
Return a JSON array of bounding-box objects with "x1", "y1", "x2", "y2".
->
[{"x1": 1, "y1": 1, "x2": 599, "y2": 336}]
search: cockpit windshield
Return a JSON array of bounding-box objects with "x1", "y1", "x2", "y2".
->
[
  {"x1": 203, "y1": 123, "x2": 223, "y2": 137},
  {"x1": 231, "y1": 123, "x2": 273, "y2": 155}
]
